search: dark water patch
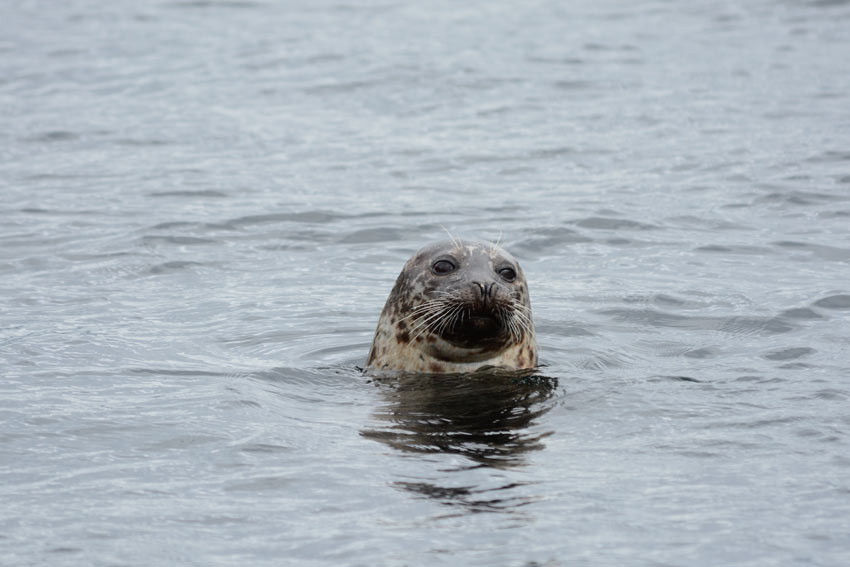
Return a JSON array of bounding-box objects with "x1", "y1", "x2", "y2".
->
[
  {"x1": 392, "y1": 480, "x2": 538, "y2": 514},
  {"x1": 22, "y1": 172, "x2": 119, "y2": 181},
  {"x1": 127, "y1": 368, "x2": 230, "y2": 377},
  {"x1": 734, "y1": 374, "x2": 786, "y2": 384},
  {"x1": 498, "y1": 166, "x2": 537, "y2": 176},
  {"x1": 805, "y1": 150, "x2": 850, "y2": 163},
  {"x1": 714, "y1": 415, "x2": 805, "y2": 430},
  {"x1": 226, "y1": 476, "x2": 293, "y2": 493},
  {"x1": 458, "y1": 146, "x2": 611, "y2": 167},
  {"x1": 257, "y1": 238, "x2": 335, "y2": 251},
  {"x1": 47, "y1": 547, "x2": 82, "y2": 554},
  {"x1": 813, "y1": 294, "x2": 850, "y2": 309},
  {"x1": 150, "y1": 220, "x2": 235, "y2": 231},
  {"x1": 683, "y1": 347, "x2": 719, "y2": 359},
  {"x1": 228, "y1": 211, "x2": 350, "y2": 227},
  {"x1": 337, "y1": 227, "x2": 408, "y2": 244},
  {"x1": 758, "y1": 190, "x2": 847, "y2": 206},
  {"x1": 510, "y1": 227, "x2": 592, "y2": 255},
  {"x1": 553, "y1": 80, "x2": 595, "y2": 91},
  {"x1": 808, "y1": 389, "x2": 848, "y2": 401},
  {"x1": 648, "y1": 375, "x2": 702, "y2": 383},
  {"x1": 763, "y1": 347, "x2": 816, "y2": 361},
  {"x1": 529, "y1": 146, "x2": 591, "y2": 159},
  {"x1": 168, "y1": 1, "x2": 264, "y2": 9},
  {"x1": 772, "y1": 241, "x2": 850, "y2": 261},
  {"x1": 25, "y1": 131, "x2": 80, "y2": 143},
  {"x1": 778, "y1": 362, "x2": 813, "y2": 370},
  {"x1": 145, "y1": 434, "x2": 225, "y2": 451},
  {"x1": 573, "y1": 217, "x2": 657, "y2": 231},
  {"x1": 653, "y1": 342, "x2": 719, "y2": 359},
  {"x1": 600, "y1": 308, "x2": 796, "y2": 335},
  {"x1": 363, "y1": 370, "x2": 557, "y2": 470},
  {"x1": 666, "y1": 215, "x2": 753, "y2": 231},
  {"x1": 527, "y1": 55, "x2": 585, "y2": 66},
  {"x1": 115, "y1": 138, "x2": 171, "y2": 146},
  {"x1": 239, "y1": 443, "x2": 293, "y2": 454},
  {"x1": 695, "y1": 244, "x2": 773, "y2": 255},
  {"x1": 150, "y1": 190, "x2": 229, "y2": 198},
  {"x1": 147, "y1": 261, "x2": 207, "y2": 274},
  {"x1": 141, "y1": 235, "x2": 218, "y2": 245},
  {"x1": 808, "y1": 0, "x2": 850, "y2": 8},
  {"x1": 583, "y1": 42, "x2": 638, "y2": 52},
  {"x1": 303, "y1": 79, "x2": 382, "y2": 95},
  {"x1": 17, "y1": 208, "x2": 106, "y2": 217},
  {"x1": 217, "y1": 399, "x2": 262, "y2": 410},
  {"x1": 780, "y1": 307, "x2": 824, "y2": 320}
]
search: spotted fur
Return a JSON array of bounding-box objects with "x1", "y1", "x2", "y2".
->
[{"x1": 366, "y1": 240, "x2": 538, "y2": 373}]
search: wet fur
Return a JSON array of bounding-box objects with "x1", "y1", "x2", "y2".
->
[{"x1": 367, "y1": 240, "x2": 538, "y2": 373}]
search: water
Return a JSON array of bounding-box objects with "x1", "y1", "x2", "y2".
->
[{"x1": 2, "y1": 0, "x2": 850, "y2": 565}]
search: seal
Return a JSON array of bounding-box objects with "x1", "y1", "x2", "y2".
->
[{"x1": 366, "y1": 239, "x2": 538, "y2": 373}]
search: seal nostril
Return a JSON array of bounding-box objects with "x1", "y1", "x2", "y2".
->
[{"x1": 473, "y1": 281, "x2": 486, "y2": 298}]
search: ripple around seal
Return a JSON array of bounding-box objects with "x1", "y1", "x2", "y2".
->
[{"x1": 362, "y1": 370, "x2": 557, "y2": 470}]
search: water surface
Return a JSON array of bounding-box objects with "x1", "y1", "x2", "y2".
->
[{"x1": 2, "y1": 1, "x2": 850, "y2": 565}]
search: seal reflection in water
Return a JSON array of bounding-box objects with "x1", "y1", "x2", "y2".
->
[{"x1": 367, "y1": 239, "x2": 537, "y2": 373}]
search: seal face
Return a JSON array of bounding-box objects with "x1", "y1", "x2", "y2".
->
[{"x1": 366, "y1": 239, "x2": 538, "y2": 373}]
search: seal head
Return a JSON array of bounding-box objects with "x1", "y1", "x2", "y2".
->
[{"x1": 367, "y1": 239, "x2": 537, "y2": 373}]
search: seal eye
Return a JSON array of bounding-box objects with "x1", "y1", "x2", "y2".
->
[
  {"x1": 498, "y1": 267, "x2": 517, "y2": 282},
  {"x1": 431, "y1": 259, "x2": 456, "y2": 275}
]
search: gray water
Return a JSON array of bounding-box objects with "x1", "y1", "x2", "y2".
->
[{"x1": 2, "y1": 0, "x2": 850, "y2": 565}]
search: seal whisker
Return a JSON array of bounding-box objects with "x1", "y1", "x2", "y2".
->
[
  {"x1": 410, "y1": 301, "x2": 458, "y2": 340},
  {"x1": 409, "y1": 307, "x2": 448, "y2": 335},
  {"x1": 491, "y1": 231, "x2": 503, "y2": 256},
  {"x1": 512, "y1": 310, "x2": 533, "y2": 334},
  {"x1": 448, "y1": 305, "x2": 465, "y2": 333},
  {"x1": 403, "y1": 299, "x2": 451, "y2": 320},
  {"x1": 434, "y1": 303, "x2": 462, "y2": 337},
  {"x1": 439, "y1": 225, "x2": 461, "y2": 251},
  {"x1": 503, "y1": 306, "x2": 522, "y2": 342}
]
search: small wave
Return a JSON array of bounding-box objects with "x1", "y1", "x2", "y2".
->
[
  {"x1": 813, "y1": 294, "x2": 850, "y2": 310},
  {"x1": 147, "y1": 260, "x2": 207, "y2": 274},
  {"x1": 573, "y1": 217, "x2": 657, "y2": 231},
  {"x1": 762, "y1": 347, "x2": 817, "y2": 361},
  {"x1": 150, "y1": 190, "x2": 229, "y2": 198},
  {"x1": 599, "y1": 308, "x2": 796, "y2": 335}
]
